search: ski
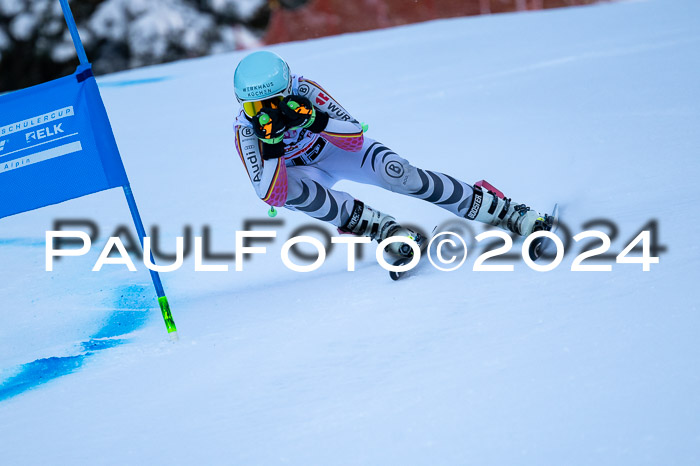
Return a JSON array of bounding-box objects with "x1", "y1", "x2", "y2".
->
[
  {"x1": 527, "y1": 203, "x2": 559, "y2": 262},
  {"x1": 389, "y1": 226, "x2": 436, "y2": 281}
]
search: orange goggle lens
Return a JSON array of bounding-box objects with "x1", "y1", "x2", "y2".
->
[{"x1": 243, "y1": 96, "x2": 284, "y2": 118}]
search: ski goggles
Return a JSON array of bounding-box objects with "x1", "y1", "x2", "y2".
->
[{"x1": 242, "y1": 95, "x2": 285, "y2": 118}]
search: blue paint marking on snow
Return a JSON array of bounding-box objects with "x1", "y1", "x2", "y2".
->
[
  {"x1": 0, "y1": 354, "x2": 88, "y2": 401},
  {"x1": 0, "y1": 238, "x2": 45, "y2": 247},
  {"x1": 0, "y1": 284, "x2": 151, "y2": 403},
  {"x1": 97, "y1": 77, "x2": 170, "y2": 88}
]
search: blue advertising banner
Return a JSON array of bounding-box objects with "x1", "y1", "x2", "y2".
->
[{"x1": 0, "y1": 64, "x2": 129, "y2": 219}]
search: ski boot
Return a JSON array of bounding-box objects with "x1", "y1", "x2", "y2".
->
[
  {"x1": 466, "y1": 180, "x2": 553, "y2": 236},
  {"x1": 339, "y1": 200, "x2": 425, "y2": 258}
]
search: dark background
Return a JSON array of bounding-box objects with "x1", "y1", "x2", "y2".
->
[{"x1": 0, "y1": 0, "x2": 605, "y2": 92}]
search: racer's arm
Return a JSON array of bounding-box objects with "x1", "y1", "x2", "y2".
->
[
  {"x1": 234, "y1": 123, "x2": 288, "y2": 207},
  {"x1": 296, "y1": 77, "x2": 365, "y2": 152}
]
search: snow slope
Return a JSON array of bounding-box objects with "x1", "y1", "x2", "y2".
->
[{"x1": 1, "y1": 0, "x2": 699, "y2": 464}]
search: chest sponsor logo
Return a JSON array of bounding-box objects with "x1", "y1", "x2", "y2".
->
[{"x1": 306, "y1": 138, "x2": 326, "y2": 161}]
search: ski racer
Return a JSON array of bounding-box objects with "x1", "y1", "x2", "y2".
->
[{"x1": 233, "y1": 51, "x2": 550, "y2": 257}]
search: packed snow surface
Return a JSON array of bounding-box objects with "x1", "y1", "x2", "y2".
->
[{"x1": 1, "y1": 0, "x2": 699, "y2": 464}]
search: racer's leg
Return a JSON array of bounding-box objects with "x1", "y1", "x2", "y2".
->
[
  {"x1": 316, "y1": 137, "x2": 547, "y2": 236},
  {"x1": 316, "y1": 138, "x2": 476, "y2": 217},
  {"x1": 283, "y1": 164, "x2": 355, "y2": 227},
  {"x1": 284, "y1": 150, "x2": 420, "y2": 256}
]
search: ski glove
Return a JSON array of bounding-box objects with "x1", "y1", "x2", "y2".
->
[
  {"x1": 281, "y1": 95, "x2": 329, "y2": 133},
  {"x1": 261, "y1": 141, "x2": 285, "y2": 160},
  {"x1": 250, "y1": 107, "x2": 286, "y2": 160},
  {"x1": 252, "y1": 107, "x2": 287, "y2": 144}
]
